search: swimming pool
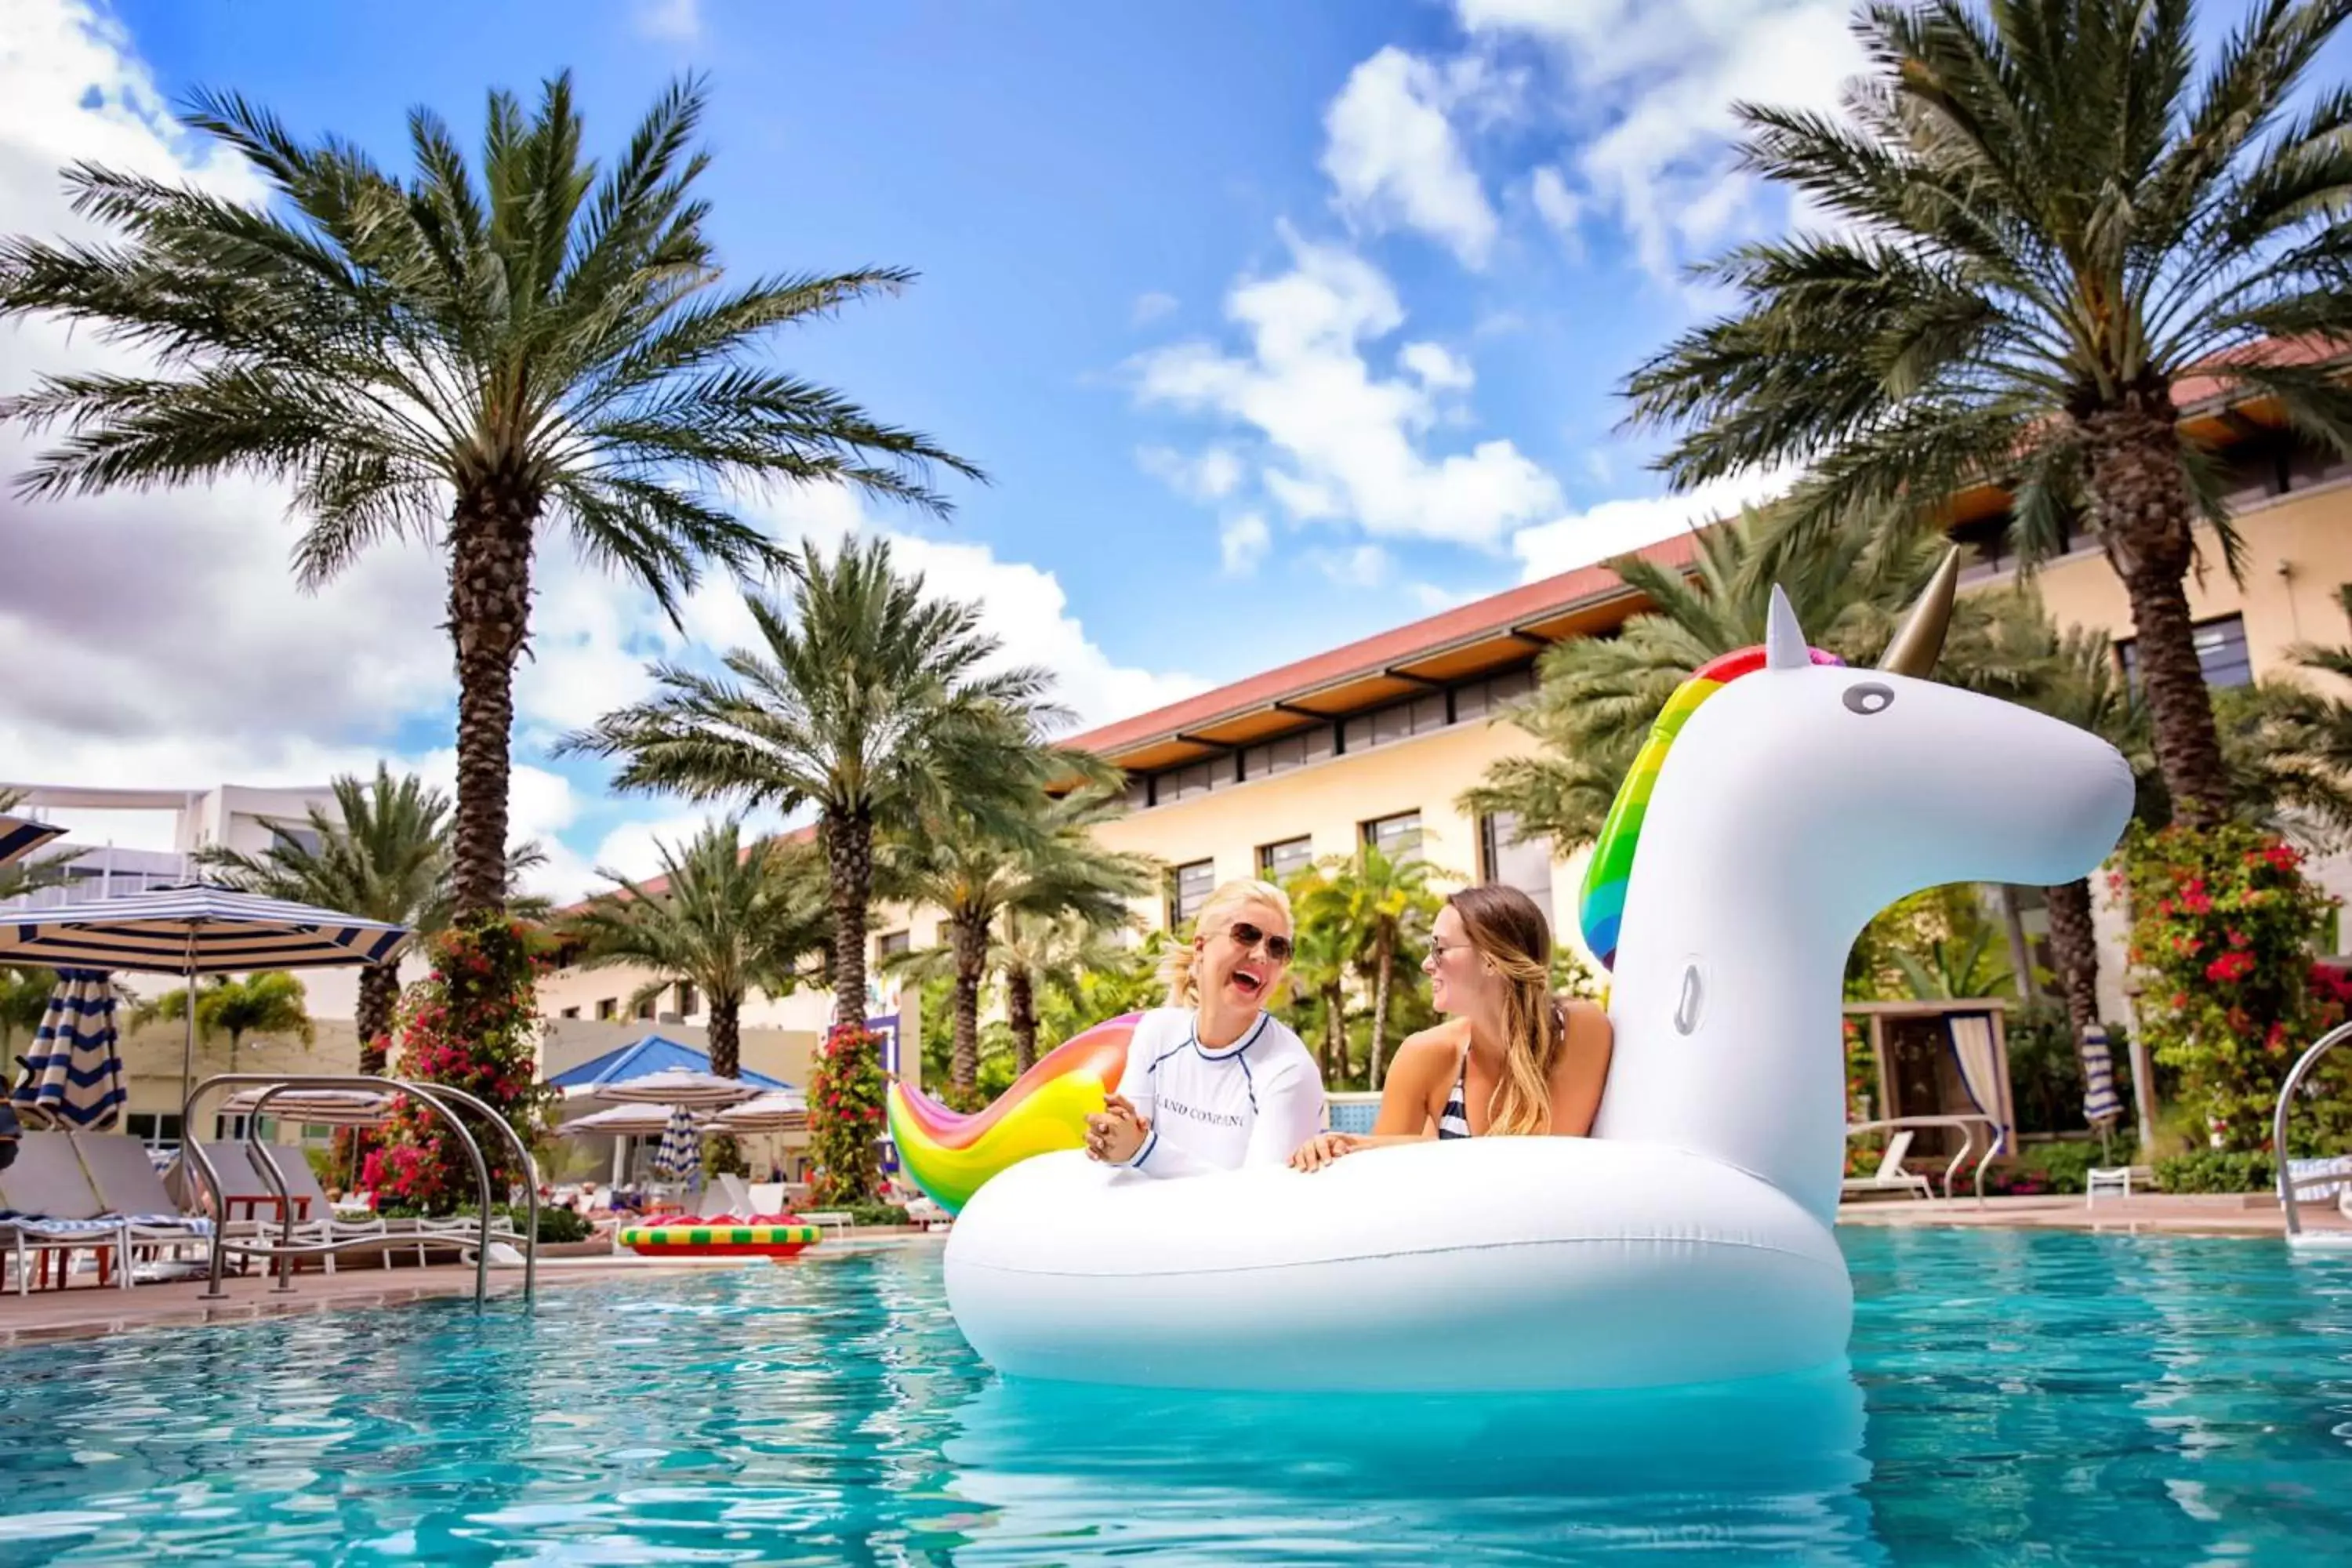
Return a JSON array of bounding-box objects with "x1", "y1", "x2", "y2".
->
[{"x1": 0, "y1": 1228, "x2": 2347, "y2": 1563}]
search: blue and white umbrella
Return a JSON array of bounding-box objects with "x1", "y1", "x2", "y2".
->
[
  {"x1": 0, "y1": 884, "x2": 411, "y2": 1111},
  {"x1": 0, "y1": 815, "x2": 66, "y2": 868},
  {"x1": 9, "y1": 969, "x2": 125, "y2": 1129},
  {"x1": 653, "y1": 1103, "x2": 702, "y2": 1181},
  {"x1": 2081, "y1": 1025, "x2": 2123, "y2": 1127}
]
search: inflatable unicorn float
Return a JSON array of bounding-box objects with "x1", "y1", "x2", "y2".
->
[{"x1": 889, "y1": 556, "x2": 2133, "y2": 1392}]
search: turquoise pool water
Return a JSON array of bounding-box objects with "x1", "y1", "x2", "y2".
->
[{"x1": 0, "y1": 1228, "x2": 2348, "y2": 1563}]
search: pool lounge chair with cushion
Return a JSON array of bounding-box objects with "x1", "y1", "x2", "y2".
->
[
  {"x1": 249, "y1": 1145, "x2": 394, "y2": 1272},
  {"x1": 0, "y1": 1131, "x2": 128, "y2": 1293},
  {"x1": 2, "y1": 1131, "x2": 211, "y2": 1294},
  {"x1": 1841, "y1": 1130, "x2": 1936, "y2": 1201}
]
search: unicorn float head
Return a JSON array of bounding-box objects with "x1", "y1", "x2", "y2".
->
[{"x1": 1579, "y1": 551, "x2": 2134, "y2": 1220}]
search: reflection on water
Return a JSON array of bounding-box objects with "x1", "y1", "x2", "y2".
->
[
  {"x1": 0, "y1": 1232, "x2": 2348, "y2": 1563},
  {"x1": 942, "y1": 1367, "x2": 1879, "y2": 1564}
]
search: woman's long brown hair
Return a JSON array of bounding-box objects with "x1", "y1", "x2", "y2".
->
[{"x1": 1449, "y1": 884, "x2": 1563, "y2": 1136}]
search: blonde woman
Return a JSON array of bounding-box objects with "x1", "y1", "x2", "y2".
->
[
  {"x1": 1084, "y1": 879, "x2": 1325, "y2": 1178},
  {"x1": 1290, "y1": 884, "x2": 1611, "y2": 1171}
]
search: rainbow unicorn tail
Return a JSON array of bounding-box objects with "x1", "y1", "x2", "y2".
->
[{"x1": 887, "y1": 1014, "x2": 1138, "y2": 1214}]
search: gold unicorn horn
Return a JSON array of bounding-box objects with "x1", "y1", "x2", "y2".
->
[{"x1": 1878, "y1": 546, "x2": 1962, "y2": 677}]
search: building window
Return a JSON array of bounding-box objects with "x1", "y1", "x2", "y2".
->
[
  {"x1": 560, "y1": 1006, "x2": 581, "y2": 1019},
  {"x1": 2115, "y1": 614, "x2": 2252, "y2": 691},
  {"x1": 878, "y1": 931, "x2": 910, "y2": 961},
  {"x1": 634, "y1": 996, "x2": 656, "y2": 1022},
  {"x1": 596, "y1": 997, "x2": 618, "y2": 1021},
  {"x1": 1479, "y1": 811, "x2": 1554, "y2": 917},
  {"x1": 125, "y1": 1112, "x2": 182, "y2": 1145},
  {"x1": 1258, "y1": 837, "x2": 1314, "y2": 884},
  {"x1": 1170, "y1": 859, "x2": 1216, "y2": 927},
  {"x1": 675, "y1": 982, "x2": 699, "y2": 1018},
  {"x1": 1363, "y1": 811, "x2": 1423, "y2": 862}
]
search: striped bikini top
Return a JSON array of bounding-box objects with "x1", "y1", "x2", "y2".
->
[{"x1": 1437, "y1": 1047, "x2": 1473, "y2": 1140}]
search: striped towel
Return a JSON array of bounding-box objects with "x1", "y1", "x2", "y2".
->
[{"x1": 0, "y1": 1210, "x2": 120, "y2": 1237}]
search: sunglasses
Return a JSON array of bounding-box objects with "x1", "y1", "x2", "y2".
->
[{"x1": 1227, "y1": 920, "x2": 1294, "y2": 964}]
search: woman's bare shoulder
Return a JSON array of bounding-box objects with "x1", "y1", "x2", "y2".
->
[
  {"x1": 1392, "y1": 1019, "x2": 1469, "y2": 1066},
  {"x1": 1558, "y1": 996, "x2": 1613, "y2": 1050}
]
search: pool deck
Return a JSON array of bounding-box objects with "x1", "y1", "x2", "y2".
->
[
  {"x1": 1836, "y1": 1189, "x2": 2352, "y2": 1240},
  {"x1": 0, "y1": 1230, "x2": 942, "y2": 1346}
]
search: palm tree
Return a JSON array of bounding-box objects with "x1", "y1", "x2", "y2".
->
[
  {"x1": 1624, "y1": 0, "x2": 2352, "y2": 829},
  {"x1": 197, "y1": 764, "x2": 547, "y2": 1074},
  {"x1": 561, "y1": 535, "x2": 1066, "y2": 1035},
  {"x1": 562, "y1": 820, "x2": 829, "y2": 1171},
  {"x1": 0, "y1": 966, "x2": 58, "y2": 1060},
  {"x1": 883, "y1": 785, "x2": 1152, "y2": 1095},
  {"x1": 0, "y1": 74, "x2": 981, "y2": 918},
  {"x1": 994, "y1": 910, "x2": 1139, "y2": 1073},
  {"x1": 146, "y1": 971, "x2": 314, "y2": 1073},
  {"x1": 1279, "y1": 866, "x2": 1356, "y2": 1087},
  {"x1": 1465, "y1": 506, "x2": 2032, "y2": 849},
  {"x1": 1298, "y1": 845, "x2": 1443, "y2": 1089}
]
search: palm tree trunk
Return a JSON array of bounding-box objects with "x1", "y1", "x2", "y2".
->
[
  {"x1": 2043, "y1": 873, "x2": 2105, "y2": 1059},
  {"x1": 823, "y1": 805, "x2": 874, "y2": 1029},
  {"x1": 1996, "y1": 885, "x2": 2038, "y2": 1002},
  {"x1": 1369, "y1": 932, "x2": 1394, "y2": 1088},
  {"x1": 1325, "y1": 983, "x2": 1348, "y2": 1086},
  {"x1": 949, "y1": 908, "x2": 987, "y2": 1097},
  {"x1": 355, "y1": 965, "x2": 401, "y2": 1078},
  {"x1": 706, "y1": 994, "x2": 746, "y2": 1177},
  {"x1": 2083, "y1": 406, "x2": 2231, "y2": 826},
  {"x1": 447, "y1": 496, "x2": 539, "y2": 918},
  {"x1": 708, "y1": 994, "x2": 742, "y2": 1079},
  {"x1": 1006, "y1": 963, "x2": 1038, "y2": 1075}
]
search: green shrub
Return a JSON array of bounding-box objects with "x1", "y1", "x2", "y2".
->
[
  {"x1": 2154, "y1": 1149, "x2": 2277, "y2": 1195},
  {"x1": 846, "y1": 1202, "x2": 910, "y2": 1227},
  {"x1": 1993, "y1": 1138, "x2": 2136, "y2": 1196},
  {"x1": 367, "y1": 1200, "x2": 592, "y2": 1243},
  {"x1": 303, "y1": 1146, "x2": 340, "y2": 1189}
]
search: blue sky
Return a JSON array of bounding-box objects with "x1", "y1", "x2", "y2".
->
[{"x1": 5, "y1": 0, "x2": 2317, "y2": 895}]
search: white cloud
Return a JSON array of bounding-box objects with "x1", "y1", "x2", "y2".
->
[
  {"x1": 1131, "y1": 291, "x2": 1179, "y2": 325},
  {"x1": 1308, "y1": 543, "x2": 1392, "y2": 590},
  {"x1": 1457, "y1": 0, "x2": 1863, "y2": 282},
  {"x1": 633, "y1": 0, "x2": 702, "y2": 42},
  {"x1": 1529, "y1": 164, "x2": 1582, "y2": 245},
  {"x1": 1138, "y1": 443, "x2": 1244, "y2": 503},
  {"x1": 1219, "y1": 513, "x2": 1271, "y2": 576},
  {"x1": 1510, "y1": 466, "x2": 1794, "y2": 581},
  {"x1": 1409, "y1": 581, "x2": 1475, "y2": 612},
  {"x1": 1400, "y1": 340, "x2": 1474, "y2": 393},
  {"x1": 1132, "y1": 229, "x2": 1561, "y2": 550},
  {"x1": 730, "y1": 488, "x2": 1208, "y2": 731},
  {"x1": 1322, "y1": 46, "x2": 1501, "y2": 269}
]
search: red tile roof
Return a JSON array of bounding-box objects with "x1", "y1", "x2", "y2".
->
[{"x1": 1069, "y1": 532, "x2": 1702, "y2": 758}]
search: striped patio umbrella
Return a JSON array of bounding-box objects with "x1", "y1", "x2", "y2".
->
[
  {"x1": 220, "y1": 1087, "x2": 395, "y2": 1127},
  {"x1": 2081, "y1": 1025, "x2": 2123, "y2": 1128},
  {"x1": 715, "y1": 1089, "x2": 809, "y2": 1134},
  {"x1": 653, "y1": 1103, "x2": 701, "y2": 1181},
  {"x1": 0, "y1": 815, "x2": 66, "y2": 867},
  {"x1": 558, "y1": 1102, "x2": 703, "y2": 1137},
  {"x1": 0, "y1": 884, "x2": 411, "y2": 1111},
  {"x1": 595, "y1": 1068, "x2": 762, "y2": 1110},
  {"x1": 9, "y1": 969, "x2": 125, "y2": 1130}
]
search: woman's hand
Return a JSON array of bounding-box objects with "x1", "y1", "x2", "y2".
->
[
  {"x1": 1084, "y1": 1094, "x2": 1149, "y2": 1163},
  {"x1": 1289, "y1": 1131, "x2": 1367, "y2": 1172}
]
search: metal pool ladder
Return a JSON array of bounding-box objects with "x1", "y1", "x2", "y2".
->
[
  {"x1": 2273, "y1": 1022, "x2": 2352, "y2": 1247},
  {"x1": 179, "y1": 1073, "x2": 540, "y2": 1308}
]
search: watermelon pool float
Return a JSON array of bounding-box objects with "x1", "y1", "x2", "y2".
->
[{"x1": 618, "y1": 1214, "x2": 822, "y2": 1261}]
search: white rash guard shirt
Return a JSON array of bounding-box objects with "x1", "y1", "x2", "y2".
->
[{"x1": 1112, "y1": 1006, "x2": 1325, "y2": 1178}]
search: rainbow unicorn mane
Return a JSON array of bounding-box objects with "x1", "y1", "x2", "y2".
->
[
  {"x1": 1577, "y1": 642, "x2": 1842, "y2": 971},
  {"x1": 887, "y1": 1014, "x2": 1138, "y2": 1214}
]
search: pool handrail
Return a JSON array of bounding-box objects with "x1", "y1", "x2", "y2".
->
[
  {"x1": 1844, "y1": 1114, "x2": 2001, "y2": 1204},
  {"x1": 2273, "y1": 1021, "x2": 2352, "y2": 1240},
  {"x1": 238, "y1": 1075, "x2": 541, "y2": 1304},
  {"x1": 180, "y1": 1073, "x2": 527, "y2": 1307}
]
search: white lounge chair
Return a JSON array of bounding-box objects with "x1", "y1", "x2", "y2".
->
[
  {"x1": 250, "y1": 1144, "x2": 392, "y2": 1272},
  {"x1": 746, "y1": 1181, "x2": 786, "y2": 1215},
  {"x1": 1, "y1": 1132, "x2": 211, "y2": 1293},
  {"x1": 707, "y1": 1172, "x2": 756, "y2": 1220},
  {"x1": 1841, "y1": 1130, "x2": 1935, "y2": 1201}
]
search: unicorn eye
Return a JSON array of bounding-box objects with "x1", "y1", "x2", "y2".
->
[{"x1": 1842, "y1": 681, "x2": 1895, "y2": 716}]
